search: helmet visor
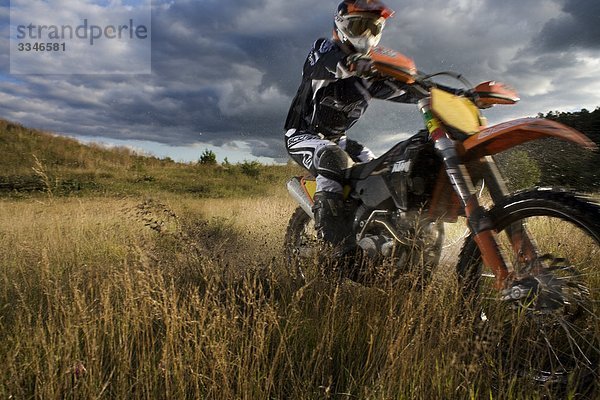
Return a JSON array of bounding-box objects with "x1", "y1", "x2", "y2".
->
[{"x1": 345, "y1": 15, "x2": 384, "y2": 37}]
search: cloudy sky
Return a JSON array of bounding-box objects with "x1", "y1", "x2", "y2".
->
[{"x1": 1, "y1": 0, "x2": 599, "y2": 163}]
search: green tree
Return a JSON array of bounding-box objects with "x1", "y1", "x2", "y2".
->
[
  {"x1": 496, "y1": 150, "x2": 541, "y2": 191},
  {"x1": 199, "y1": 149, "x2": 217, "y2": 165}
]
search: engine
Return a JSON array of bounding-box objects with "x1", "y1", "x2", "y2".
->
[{"x1": 357, "y1": 234, "x2": 395, "y2": 258}]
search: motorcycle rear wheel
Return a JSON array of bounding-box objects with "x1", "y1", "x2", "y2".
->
[
  {"x1": 457, "y1": 188, "x2": 600, "y2": 390},
  {"x1": 283, "y1": 207, "x2": 320, "y2": 283},
  {"x1": 284, "y1": 206, "x2": 445, "y2": 286}
]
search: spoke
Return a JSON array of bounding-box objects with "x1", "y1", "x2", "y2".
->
[
  {"x1": 537, "y1": 324, "x2": 568, "y2": 372},
  {"x1": 558, "y1": 317, "x2": 599, "y2": 353},
  {"x1": 460, "y1": 197, "x2": 600, "y2": 381},
  {"x1": 556, "y1": 317, "x2": 594, "y2": 366}
]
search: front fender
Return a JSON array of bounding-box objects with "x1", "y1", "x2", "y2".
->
[{"x1": 460, "y1": 118, "x2": 597, "y2": 161}]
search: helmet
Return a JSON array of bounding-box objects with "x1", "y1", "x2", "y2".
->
[{"x1": 334, "y1": 0, "x2": 395, "y2": 54}]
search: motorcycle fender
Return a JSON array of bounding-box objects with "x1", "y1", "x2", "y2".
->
[
  {"x1": 460, "y1": 118, "x2": 597, "y2": 160},
  {"x1": 301, "y1": 177, "x2": 317, "y2": 202},
  {"x1": 300, "y1": 177, "x2": 352, "y2": 201}
]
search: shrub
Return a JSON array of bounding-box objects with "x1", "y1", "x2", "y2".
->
[
  {"x1": 240, "y1": 160, "x2": 261, "y2": 178},
  {"x1": 199, "y1": 149, "x2": 217, "y2": 165}
]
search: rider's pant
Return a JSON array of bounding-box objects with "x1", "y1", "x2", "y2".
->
[{"x1": 284, "y1": 129, "x2": 375, "y2": 193}]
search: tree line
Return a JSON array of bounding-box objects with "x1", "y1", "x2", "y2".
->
[{"x1": 495, "y1": 107, "x2": 600, "y2": 192}]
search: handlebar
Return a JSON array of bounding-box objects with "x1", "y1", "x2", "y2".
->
[
  {"x1": 368, "y1": 47, "x2": 519, "y2": 107},
  {"x1": 396, "y1": 71, "x2": 478, "y2": 103}
]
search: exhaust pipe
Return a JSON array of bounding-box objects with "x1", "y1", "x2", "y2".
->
[{"x1": 287, "y1": 177, "x2": 314, "y2": 218}]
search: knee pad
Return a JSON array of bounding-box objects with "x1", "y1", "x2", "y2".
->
[{"x1": 315, "y1": 145, "x2": 352, "y2": 182}]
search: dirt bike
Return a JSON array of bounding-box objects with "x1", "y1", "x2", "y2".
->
[{"x1": 284, "y1": 45, "x2": 600, "y2": 386}]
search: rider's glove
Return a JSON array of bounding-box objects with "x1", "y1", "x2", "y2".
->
[
  {"x1": 460, "y1": 88, "x2": 493, "y2": 109},
  {"x1": 469, "y1": 91, "x2": 493, "y2": 109},
  {"x1": 346, "y1": 54, "x2": 375, "y2": 78}
]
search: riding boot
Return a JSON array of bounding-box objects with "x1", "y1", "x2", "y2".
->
[{"x1": 312, "y1": 191, "x2": 356, "y2": 257}]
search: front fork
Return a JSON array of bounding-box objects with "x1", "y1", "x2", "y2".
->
[{"x1": 419, "y1": 99, "x2": 510, "y2": 289}]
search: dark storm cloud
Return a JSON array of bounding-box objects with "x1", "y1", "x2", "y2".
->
[
  {"x1": 501, "y1": 0, "x2": 600, "y2": 120},
  {"x1": 0, "y1": 0, "x2": 324, "y2": 159},
  {"x1": 533, "y1": 0, "x2": 600, "y2": 51},
  {"x1": 136, "y1": 0, "x2": 335, "y2": 157},
  {"x1": 0, "y1": 0, "x2": 599, "y2": 161}
]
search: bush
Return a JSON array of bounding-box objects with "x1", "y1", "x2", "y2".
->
[
  {"x1": 240, "y1": 161, "x2": 261, "y2": 178},
  {"x1": 199, "y1": 149, "x2": 217, "y2": 165}
]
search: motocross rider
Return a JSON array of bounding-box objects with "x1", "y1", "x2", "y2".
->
[{"x1": 284, "y1": 0, "x2": 420, "y2": 253}]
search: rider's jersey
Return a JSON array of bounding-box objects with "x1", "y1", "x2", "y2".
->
[{"x1": 284, "y1": 38, "x2": 419, "y2": 140}]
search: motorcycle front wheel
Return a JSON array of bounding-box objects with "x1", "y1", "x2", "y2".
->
[{"x1": 457, "y1": 188, "x2": 600, "y2": 391}]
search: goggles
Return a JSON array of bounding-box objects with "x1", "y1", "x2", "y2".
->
[{"x1": 344, "y1": 15, "x2": 385, "y2": 37}]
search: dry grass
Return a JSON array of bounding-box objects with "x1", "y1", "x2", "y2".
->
[{"x1": 0, "y1": 195, "x2": 597, "y2": 399}]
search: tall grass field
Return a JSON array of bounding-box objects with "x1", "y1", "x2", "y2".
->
[{"x1": 0, "y1": 120, "x2": 598, "y2": 399}]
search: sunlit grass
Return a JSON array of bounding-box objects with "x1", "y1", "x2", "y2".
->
[
  {"x1": 0, "y1": 195, "x2": 597, "y2": 399},
  {"x1": 1, "y1": 115, "x2": 599, "y2": 398}
]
